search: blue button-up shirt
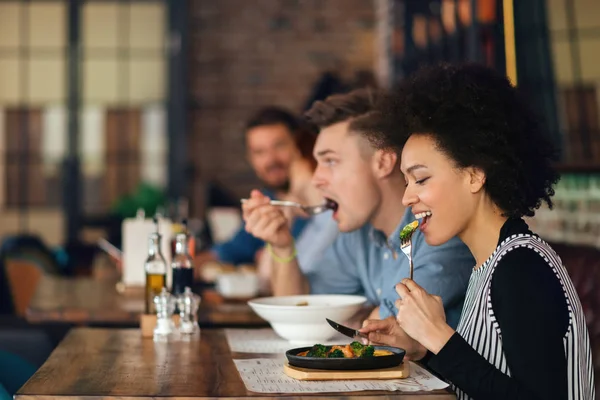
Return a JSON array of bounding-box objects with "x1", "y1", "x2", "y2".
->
[
  {"x1": 212, "y1": 189, "x2": 309, "y2": 265},
  {"x1": 306, "y1": 209, "x2": 474, "y2": 328}
]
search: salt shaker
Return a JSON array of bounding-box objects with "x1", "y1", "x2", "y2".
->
[
  {"x1": 153, "y1": 287, "x2": 176, "y2": 341},
  {"x1": 177, "y1": 287, "x2": 200, "y2": 335}
]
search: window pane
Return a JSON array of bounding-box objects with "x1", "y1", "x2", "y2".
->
[
  {"x1": 129, "y1": 3, "x2": 165, "y2": 51},
  {"x1": 546, "y1": 0, "x2": 567, "y2": 31},
  {"x1": 28, "y1": 58, "x2": 66, "y2": 103},
  {"x1": 81, "y1": 105, "x2": 105, "y2": 177},
  {"x1": 80, "y1": 0, "x2": 167, "y2": 214},
  {"x1": 41, "y1": 105, "x2": 66, "y2": 177},
  {"x1": 81, "y1": 105, "x2": 106, "y2": 213},
  {"x1": 128, "y1": 59, "x2": 164, "y2": 103},
  {"x1": 574, "y1": 0, "x2": 600, "y2": 30},
  {"x1": 0, "y1": 2, "x2": 21, "y2": 49},
  {"x1": 141, "y1": 104, "x2": 166, "y2": 187},
  {"x1": 28, "y1": 1, "x2": 66, "y2": 49},
  {"x1": 0, "y1": 58, "x2": 22, "y2": 105},
  {"x1": 83, "y1": 2, "x2": 119, "y2": 49},
  {"x1": 580, "y1": 39, "x2": 600, "y2": 80},
  {"x1": 83, "y1": 58, "x2": 119, "y2": 104}
]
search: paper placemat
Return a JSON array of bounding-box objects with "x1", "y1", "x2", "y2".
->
[
  {"x1": 225, "y1": 328, "x2": 351, "y2": 354},
  {"x1": 233, "y1": 358, "x2": 449, "y2": 393}
]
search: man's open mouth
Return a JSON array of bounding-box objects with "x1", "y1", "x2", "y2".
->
[{"x1": 325, "y1": 198, "x2": 339, "y2": 212}]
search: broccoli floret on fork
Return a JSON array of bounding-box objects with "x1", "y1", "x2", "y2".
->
[{"x1": 399, "y1": 220, "x2": 419, "y2": 241}]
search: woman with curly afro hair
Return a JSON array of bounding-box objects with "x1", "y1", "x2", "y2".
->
[{"x1": 359, "y1": 64, "x2": 594, "y2": 400}]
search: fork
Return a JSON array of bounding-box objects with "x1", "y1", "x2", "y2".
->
[
  {"x1": 399, "y1": 221, "x2": 419, "y2": 280},
  {"x1": 240, "y1": 199, "x2": 332, "y2": 216}
]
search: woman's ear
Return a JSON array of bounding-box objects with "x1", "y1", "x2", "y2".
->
[
  {"x1": 468, "y1": 167, "x2": 486, "y2": 193},
  {"x1": 374, "y1": 149, "x2": 398, "y2": 178}
]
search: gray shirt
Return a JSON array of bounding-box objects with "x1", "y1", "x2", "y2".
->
[{"x1": 306, "y1": 209, "x2": 474, "y2": 328}]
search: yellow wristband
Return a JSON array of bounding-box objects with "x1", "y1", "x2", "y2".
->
[{"x1": 266, "y1": 243, "x2": 297, "y2": 263}]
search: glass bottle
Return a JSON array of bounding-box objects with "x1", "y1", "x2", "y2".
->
[
  {"x1": 171, "y1": 219, "x2": 196, "y2": 259},
  {"x1": 144, "y1": 232, "x2": 167, "y2": 314},
  {"x1": 171, "y1": 232, "x2": 194, "y2": 296},
  {"x1": 183, "y1": 219, "x2": 196, "y2": 258}
]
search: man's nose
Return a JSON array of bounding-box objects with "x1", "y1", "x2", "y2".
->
[{"x1": 311, "y1": 165, "x2": 327, "y2": 188}]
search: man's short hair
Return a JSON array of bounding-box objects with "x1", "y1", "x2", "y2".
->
[
  {"x1": 304, "y1": 88, "x2": 396, "y2": 151},
  {"x1": 245, "y1": 106, "x2": 300, "y2": 134}
]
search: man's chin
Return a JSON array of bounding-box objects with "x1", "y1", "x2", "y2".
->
[
  {"x1": 264, "y1": 180, "x2": 290, "y2": 193},
  {"x1": 337, "y1": 220, "x2": 358, "y2": 234}
]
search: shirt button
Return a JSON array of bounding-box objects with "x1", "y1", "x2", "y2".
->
[
  {"x1": 376, "y1": 288, "x2": 382, "y2": 297},
  {"x1": 384, "y1": 252, "x2": 390, "y2": 260}
]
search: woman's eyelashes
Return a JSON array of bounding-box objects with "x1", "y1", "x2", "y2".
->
[{"x1": 404, "y1": 176, "x2": 430, "y2": 187}]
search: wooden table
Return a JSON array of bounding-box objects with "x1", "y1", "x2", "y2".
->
[
  {"x1": 16, "y1": 328, "x2": 455, "y2": 400},
  {"x1": 26, "y1": 275, "x2": 267, "y2": 328}
]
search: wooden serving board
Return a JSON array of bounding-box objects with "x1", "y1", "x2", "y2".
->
[{"x1": 283, "y1": 362, "x2": 409, "y2": 381}]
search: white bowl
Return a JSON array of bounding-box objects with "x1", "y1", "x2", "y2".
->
[
  {"x1": 247, "y1": 294, "x2": 367, "y2": 345},
  {"x1": 216, "y1": 272, "x2": 259, "y2": 299}
]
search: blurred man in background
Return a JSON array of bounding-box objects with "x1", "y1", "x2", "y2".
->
[{"x1": 198, "y1": 107, "x2": 309, "y2": 268}]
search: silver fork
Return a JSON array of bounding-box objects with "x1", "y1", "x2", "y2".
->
[
  {"x1": 399, "y1": 222, "x2": 419, "y2": 280},
  {"x1": 240, "y1": 199, "x2": 332, "y2": 216}
]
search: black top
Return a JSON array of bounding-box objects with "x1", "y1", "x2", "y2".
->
[{"x1": 424, "y1": 218, "x2": 570, "y2": 399}]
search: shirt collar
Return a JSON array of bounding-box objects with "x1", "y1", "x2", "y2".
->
[{"x1": 368, "y1": 209, "x2": 415, "y2": 250}]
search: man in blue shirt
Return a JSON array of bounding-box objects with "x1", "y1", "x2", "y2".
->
[
  {"x1": 208, "y1": 107, "x2": 308, "y2": 265},
  {"x1": 242, "y1": 89, "x2": 473, "y2": 327}
]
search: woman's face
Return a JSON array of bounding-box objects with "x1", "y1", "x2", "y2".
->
[{"x1": 400, "y1": 134, "x2": 483, "y2": 246}]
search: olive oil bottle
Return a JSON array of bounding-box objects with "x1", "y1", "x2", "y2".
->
[{"x1": 144, "y1": 228, "x2": 167, "y2": 314}]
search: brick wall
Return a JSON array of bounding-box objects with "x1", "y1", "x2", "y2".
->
[{"x1": 188, "y1": 0, "x2": 376, "y2": 215}]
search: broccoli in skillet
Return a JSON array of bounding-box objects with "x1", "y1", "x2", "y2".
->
[
  {"x1": 327, "y1": 349, "x2": 345, "y2": 358},
  {"x1": 307, "y1": 344, "x2": 328, "y2": 358},
  {"x1": 362, "y1": 345, "x2": 375, "y2": 357},
  {"x1": 349, "y1": 341, "x2": 375, "y2": 357},
  {"x1": 350, "y1": 341, "x2": 364, "y2": 356}
]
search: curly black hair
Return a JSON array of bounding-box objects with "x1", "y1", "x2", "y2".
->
[{"x1": 378, "y1": 63, "x2": 560, "y2": 218}]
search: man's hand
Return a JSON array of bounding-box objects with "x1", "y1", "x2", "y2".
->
[
  {"x1": 360, "y1": 316, "x2": 428, "y2": 361},
  {"x1": 242, "y1": 190, "x2": 294, "y2": 251}
]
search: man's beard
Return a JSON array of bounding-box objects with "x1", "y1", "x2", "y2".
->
[
  {"x1": 266, "y1": 179, "x2": 290, "y2": 193},
  {"x1": 262, "y1": 162, "x2": 290, "y2": 193}
]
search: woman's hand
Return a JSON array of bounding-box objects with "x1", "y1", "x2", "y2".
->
[
  {"x1": 360, "y1": 316, "x2": 428, "y2": 361},
  {"x1": 395, "y1": 279, "x2": 456, "y2": 354}
]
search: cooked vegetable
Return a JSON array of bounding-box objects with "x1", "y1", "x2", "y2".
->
[
  {"x1": 298, "y1": 343, "x2": 381, "y2": 358},
  {"x1": 327, "y1": 349, "x2": 344, "y2": 358},
  {"x1": 350, "y1": 341, "x2": 363, "y2": 352},
  {"x1": 399, "y1": 220, "x2": 419, "y2": 241},
  {"x1": 307, "y1": 344, "x2": 327, "y2": 358},
  {"x1": 350, "y1": 341, "x2": 365, "y2": 356},
  {"x1": 362, "y1": 345, "x2": 375, "y2": 357}
]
